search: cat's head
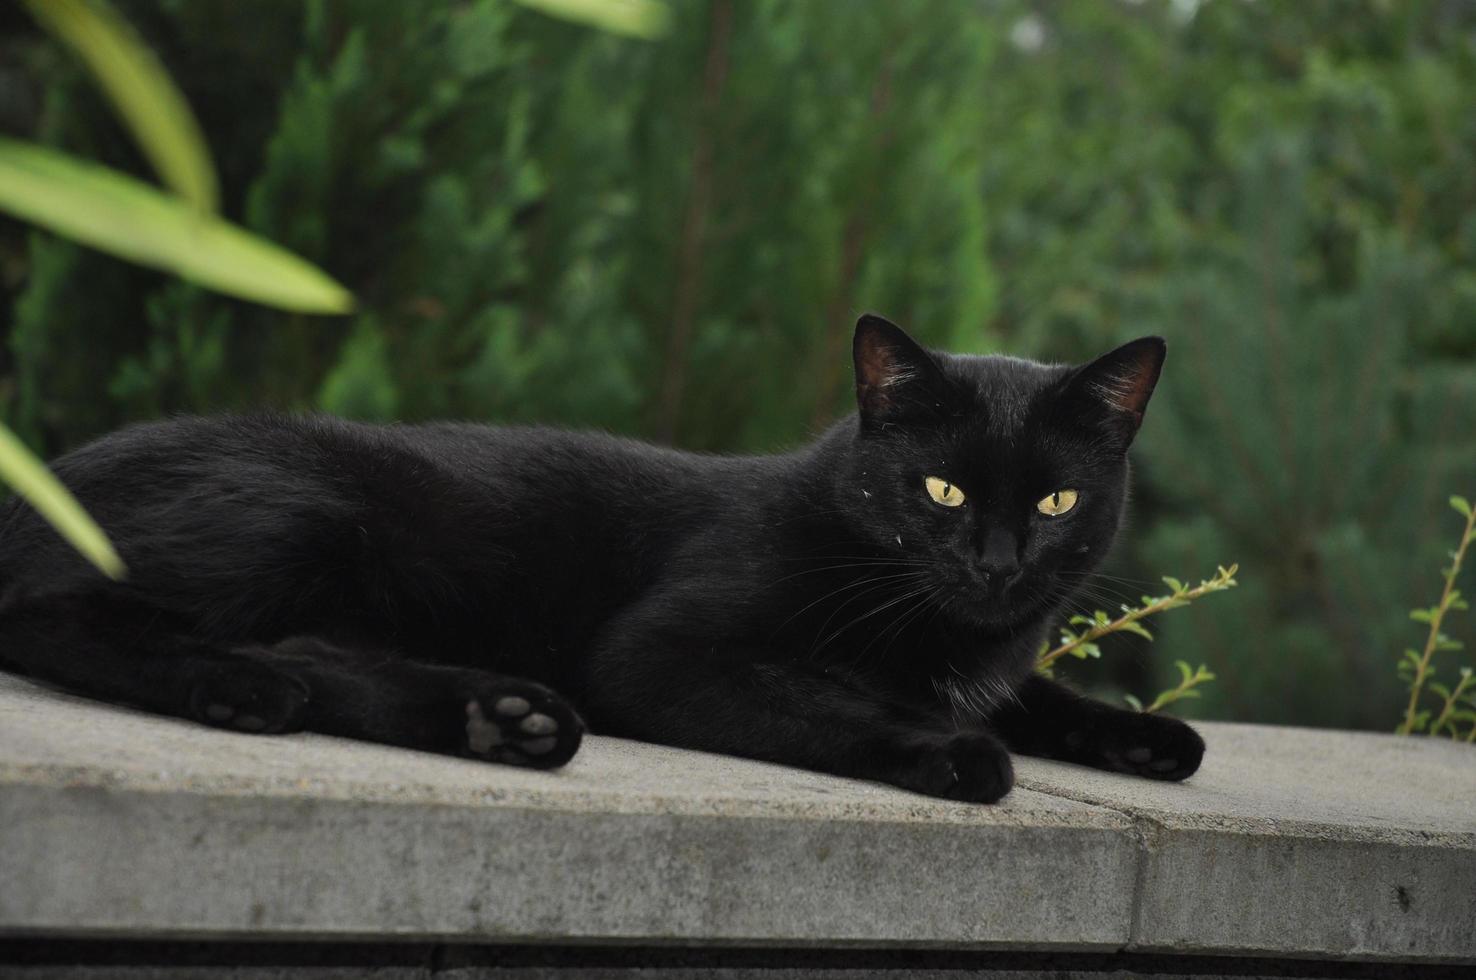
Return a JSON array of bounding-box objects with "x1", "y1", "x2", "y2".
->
[{"x1": 838, "y1": 314, "x2": 1164, "y2": 633}]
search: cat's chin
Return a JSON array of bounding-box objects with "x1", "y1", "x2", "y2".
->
[{"x1": 938, "y1": 588, "x2": 1050, "y2": 634}]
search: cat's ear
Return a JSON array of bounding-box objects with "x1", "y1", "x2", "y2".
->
[
  {"x1": 853, "y1": 314, "x2": 953, "y2": 425},
  {"x1": 1061, "y1": 337, "x2": 1166, "y2": 446}
]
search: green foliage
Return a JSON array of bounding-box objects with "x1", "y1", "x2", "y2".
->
[
  {"x1": 1038, "y1": 565, "x2": 1236, "y2": 712},
  {"x1": 1039, "y1": 565, "x2": 1238, "y2": 670},
  {"x1": 6, "y1": 1, "x2": 1476, "y2": 730},
  {"x1": 0, "y1": 0, "x2": 676, "y2": 578},
  {"x1": 1397, "y1": 496, "x2": 1476, "y2": 739},
  {"x1": 1123, "y1": 661, "x2": 1217, "y2": 716},
  {"x1": 1426, "y1": 668, "x2": 1476, "y2": 742},
  {"x1": 980, "y1": 2, "x2": 1476, "y2": 727},
  {"x1": 21, "y1": 0, "x2": 217, "y2": 210},
  {"x1": 0, "y1": 0, "x2": 648, "y2": 577},
  {"x1": 512, "y1": 0, "x2": 670, "y2": 40},
  {"x1": 0, "y1": 422, "x2": 123, "y2": 577},
  {"x1": 0, "y1": 0, "x2": 344, "y2": 579},
  {"x1": 316, "y1": 317, "x2": 399, "y2": 422},
  {"x1": 0, "y1": 139, "x2": 353, "y2": 312},
  {"x1": 5, "y1": 0, "x2": 996, "y2": 453},
  {"x1": 4, "y1": 0, "x2": 353, "y2": 311}
]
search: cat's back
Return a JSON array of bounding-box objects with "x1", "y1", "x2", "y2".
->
[
  {"x1": 0, "y1": 413, "x2": 786, "y2": 596},
  {"x1": 17, "y1": 412, "x2": 763, "y2": 509},
  {"x1": 401, "y1": 419, "x2": 784, "y2": 507}
]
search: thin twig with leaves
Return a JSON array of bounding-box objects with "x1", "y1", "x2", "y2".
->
[
  {"x1": 1036, "y1": 564, "x2": 1238, "y2": 714},
  {"x1": 1124, "y1": 660, "x2": 1218, "y2": 714},
  {"x1": 1037, "y1": 564, "x2": 1239, "y2": 672},
  {"x1": 1397, "y1": 495, "x2": 1476, "y2": 737},
  {"x1": 1426, "y1": 667, "x2": 1476, "y2": 742}
]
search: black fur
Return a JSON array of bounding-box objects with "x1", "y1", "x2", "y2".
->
[{"x1": 0, "y1": 316, "x2": 1203, "y2": 800}]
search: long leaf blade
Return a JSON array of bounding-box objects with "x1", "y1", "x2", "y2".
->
[
  {"x1": 0, "y1": 423, "x2": 124, "y2": 579},
  {"x1": 23, "y1": 0, "x2": 218, "y2": 211},
  {"x1": 0, "y1": 139, "x2": 353, "y2": 313},
  {"x1": 512, "y1": 0, "x2": 670, "y2": 39}
]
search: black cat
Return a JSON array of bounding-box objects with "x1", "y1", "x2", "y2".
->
[{"x1": 0, "y1": 315, "x2": 1203, "y2": 802}]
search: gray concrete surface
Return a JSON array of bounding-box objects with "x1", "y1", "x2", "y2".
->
[
  {"x1": 1, "y1": 672, "x2": 1473, "y2": 964},
  {"x1": 5, "y1": 962, "x2": 1453, "y2": 980},
  {"x1": 1016, "y1": 723, "x2": 1476, "y2": 961}
]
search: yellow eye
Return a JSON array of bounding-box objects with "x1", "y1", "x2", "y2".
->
[
  {"x1": 1036, "y1": 489, "x2": 1079, "y2": 516},
  {"x1": 925, "y1": 476, "x2": 965, "y2": 508}
]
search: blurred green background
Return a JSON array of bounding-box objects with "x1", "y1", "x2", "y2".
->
[{"x1": 3, "y1": 0, "x2": 1475, "y2": 729}]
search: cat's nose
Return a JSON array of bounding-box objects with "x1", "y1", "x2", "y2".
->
[{"x1": 976, "y1": 527, "x2": 1021, "y2": 580}]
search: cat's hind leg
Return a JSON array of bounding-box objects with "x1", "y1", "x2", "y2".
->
[
  {"x1": 184, "y1": 655, "x2": 311, "y2": 734},
  {"x1": 0, "y1": 589, "x2": 311, "y2": 734},
  {"x1": 0, "y1": 592, "x2": 584, "y2": 769},
  {"x1": 251, "y1": 636, "x2": 585, "y2": 769}
]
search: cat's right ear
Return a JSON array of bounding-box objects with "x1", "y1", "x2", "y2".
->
[{"x1": 853, "y1": 315, "x2": 952, "y2": 426}]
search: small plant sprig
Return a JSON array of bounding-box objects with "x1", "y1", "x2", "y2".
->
[
  {"x1": 1036, "y1": 564, "x2": 1238, "y2": 712},
  {"x1": 1426, "y1": 668, "x2": 1476, "y2": 742},
  {"x1": 1396, "y1": 495, "x2": 1476, "y2": 738},
  {"x1": 1123, "y1": 660, "x2": 1218, "y2": 714},
  {"x1": 1037, "y1": 564, "x2": 1238, "y2": 671}
]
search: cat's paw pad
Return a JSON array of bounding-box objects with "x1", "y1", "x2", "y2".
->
[
  {"x1": 895, "y1": 732, "x2": 1014, "y2": 803},
  {"x1": 464, "y1": 681, "x2": 584, "y2": 770},
  {"x1": 188, "y1": 661, "x2": 309, "y2": 735},
  {"x1": 1097, "y1": 713, "x2": 1205, "y2": 781}
]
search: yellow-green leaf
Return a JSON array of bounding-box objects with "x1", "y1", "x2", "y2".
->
[
  {"x1": 23, "y1": 0, "x2": 217, "y2": 211},
  {"x1": 0, "y1": 139, "x2": 353, "y2": 314},
  {"x1": 512, "y1": 0, "x2": 670, "y2": 39},
  {"x1": 1120, "y1": 620, "x2": 1154, "y2": 640},
  {"x1": 0, "y1": 423, "x2": 124, "y2": 579}
]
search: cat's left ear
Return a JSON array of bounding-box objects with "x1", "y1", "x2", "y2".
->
[{"x1": 1061, "y1": 337, "x2": 1166, "y2": 447}]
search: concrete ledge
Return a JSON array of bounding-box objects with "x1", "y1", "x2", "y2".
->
[
  {"x1": 1016, "y1": 725, "x2": 1476, "y2": 962},
  {"x1": 1, "y1": 673, "x2": 1473, "y2": 965}
]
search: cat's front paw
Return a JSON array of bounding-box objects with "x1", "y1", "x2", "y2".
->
[
  {"x1": 464, "y1": 680, "x2": 585, "y2": 770},
  {"x1": 1079, "y1": 711, "x2": 1205, "y2": 781},
  {"x1": 886, "y1": 731, "x2": 1014, "y2": 803}
]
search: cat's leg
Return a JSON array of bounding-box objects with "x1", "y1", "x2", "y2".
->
[
  {"x1": 582, "y1": 618, "x2": 1013, "y2": 802},
  {"x1": 242, "y1": 636, "x2": 584, "y2": 769},
  {"x1": 989, "y1": 674, "x2": 1204, "y2": 780},
  {"x1": 0, "y1": 589, "x2": 312, "y2": 732},
  {"x1": 0, "y1": 592, "x2": 583, "y2": 769}
]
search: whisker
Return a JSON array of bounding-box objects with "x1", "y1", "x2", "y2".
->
[
  {"x1": 769, "y1": 561, "x2": 933, "y2": 586},
  {"x1": 768, "y1": 571, "x2": 928, "y2": 638},
  {"x1": 811, "y1": 577, "x2": 927, "y2": 644},
  {"x1": 779, "y1": 554, "x2": 934, "y2": 565},
  {"x1": 1060, "y1": 568, "x2": 1160, "y2": 585},
  {"x1": 860, "y1": 585, "x2": 940, "y2": 669},
  {"x1": 812, "y1": 584, "x2": 934, "y2": 654}
]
